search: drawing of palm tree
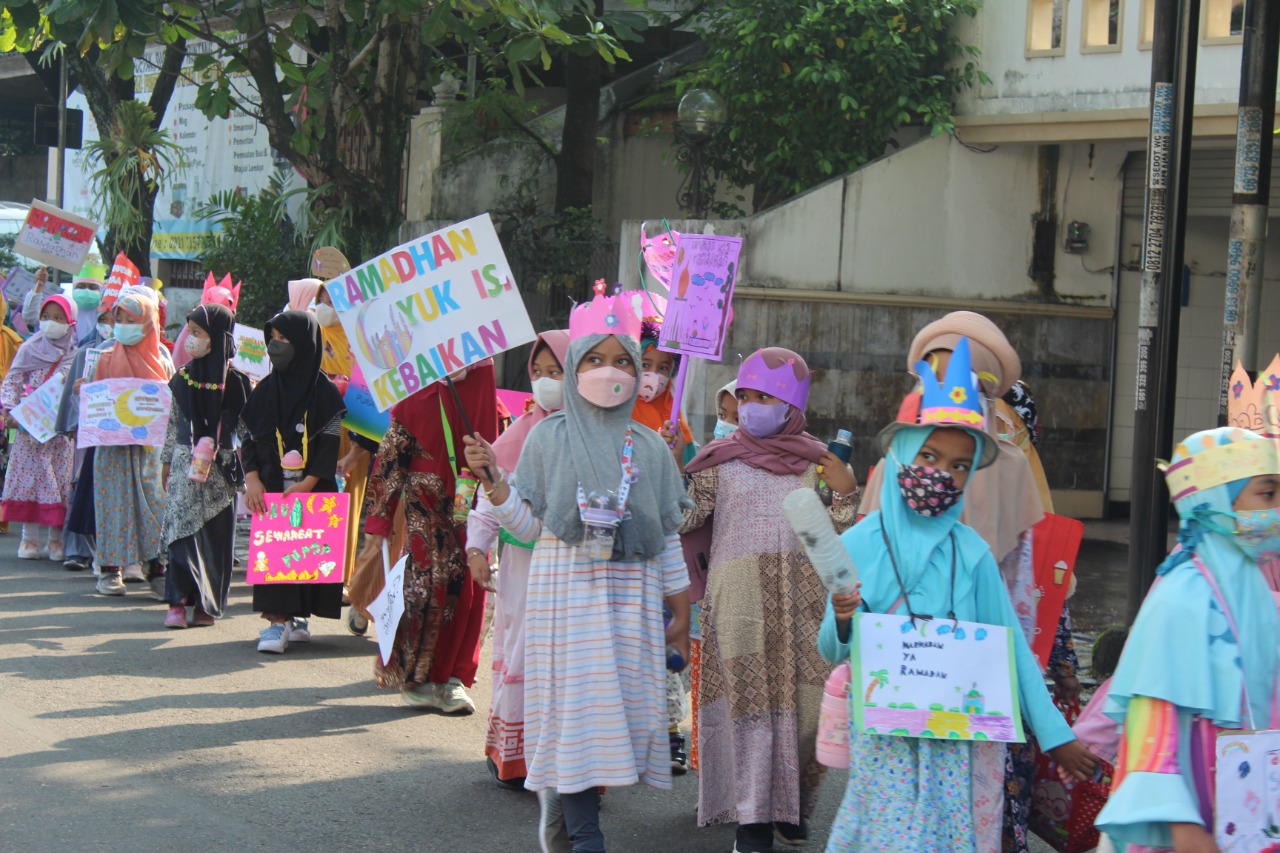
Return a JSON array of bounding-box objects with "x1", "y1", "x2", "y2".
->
[{"x1": 865, "y1": 669, "x2": 889, "y2": 703}]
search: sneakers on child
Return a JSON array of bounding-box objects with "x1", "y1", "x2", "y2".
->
[
  {"x1": 734, "y1": 823, "x2": 775, "y2": 853},
  {"x1": 536, "y1": 788, "x2": 572, "y2": 853},
  {"x1": 772, "y1": 819, "x2": 808, "y2": 847},
  {"x1": 96, "y1": 571, "x2": 126, "y2": 596},
  {"x1": 345, "y1": 607, "x2": 369, "y2": 636},
  {"x1": 436, "y1": 677, "x2": 476, "y2": 715},
  {"x1": 257, "y1": 622, "x2": 289, "y2": 654},
  {"x1": 286, "y1": 617, "x2": 310, "y2": 643},
  {"x1": 191, "y1": 607, "x2": 216, "y2": 627},
  {"x1": 63, "y1": 557, "x2": 89, "y2": 571},
  {"x1": 164, "y1": 606, "x2": 188, "y2": 629},
  {"x1": 146, "y1": 572, "x2": 167, "y2": 602},
  {"x1": 401, "y1": 682, "x2": 444, "y2": 710},
  {"x1": 46, "y1": 543, "x2": 64, "y2": 562},
  {"x1": 122, "y1": 564, "x2": 146, "y2": 583},
  {"x1": 17, "y1": 540, "x2": 42, "y2": 560}
]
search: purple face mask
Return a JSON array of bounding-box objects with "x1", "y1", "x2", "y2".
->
[{"x1": 738, "y1": 401, "x2": 790, "y2": 439}]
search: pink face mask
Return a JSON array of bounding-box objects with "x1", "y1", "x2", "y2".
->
[
  {"x1": 638, "y1": 370, "x2": 670, "y2": 403},
  {"x1": 577, "y1": 367, "x2": 636, "y2": 409}
]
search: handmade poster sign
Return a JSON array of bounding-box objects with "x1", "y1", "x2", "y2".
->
[
  {"x1": 104, "y1": 252, "x2": 141, "y2": 298},
  {"x1": 367, "y1": 550, "x2": 408, "y2": 665},
  {"x1": 2, "y1": 267, "x2": 38, "y2": 306},
  {"x1": 231, "y1": 324, "x2": 270, "y2": 382},
  {"x1": 321, "y1": 213, "x2": 535, "y2": 412},
  {"x1": 246, "y1": 493, "x2": 350, "y2": 585},
  {"x1": 14, "y1": 200, "x2": 99, "y2": 274},
  {"x1": 341, "y1": 362, "x2": 390, "y2": 442},
  {"x1": 850, "y1": 613, "x2": 1024, "y2": 743},
  {"x1": 77, "y1": 378, "x2": 172, "y2": 448},
  {"x1": 1215, "y1": 729, "x2": 1280, "y2": 852},
  {"x1": 10, "y1": 372, "x2": 66, "y2": 444},
  {"x1": 657, "y1": 233, "x2": 742, "y2": 360}
]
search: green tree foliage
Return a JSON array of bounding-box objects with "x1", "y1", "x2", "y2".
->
[{"x1": 688, "y1": 0, "x2": 986, "y2": 211}]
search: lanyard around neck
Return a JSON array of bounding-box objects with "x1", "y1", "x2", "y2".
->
[
  {"x1": 576, "y1": 428, "x2": 635, "y2": 520},
  {"x1": 275, "y1": 414, "x2": 308, "y2": 468},
  {"x1": 881, "y1": 522, "x2": 958, "y2": 626}
]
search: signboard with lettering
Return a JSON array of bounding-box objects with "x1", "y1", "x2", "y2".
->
[
  {"x1": 657, "y1": 233, "x2": 742, "y2": 360},
  {"x1": 13, "y1": 200, "x2": 100, "y2": 274},
  {"x1": 231, "y1": 324, "x2": 270, "y2": 383},
  {"x1": 246, "y1": 493, "x2": 350, "y2": 585}
]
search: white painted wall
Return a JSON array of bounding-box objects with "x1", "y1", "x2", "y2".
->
[{"x1": 954, "y1": 0, "x2": 1258, "y2": 117}]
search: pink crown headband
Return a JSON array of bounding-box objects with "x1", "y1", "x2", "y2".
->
[
  {"x1": 569, "y1": 281, "x2": 641, "y2": 342},
  {"x1": 737, "y1": 348, "x2": 810, "y2": 410}
]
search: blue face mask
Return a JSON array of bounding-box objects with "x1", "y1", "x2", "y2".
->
[
  {"x1": 114, "y1": 323, "x2": 145, "y2": 346},
  {"x1": 97, "y1": 322, "x2": 113, "y2": 341},
  {"x1": 713, "y1": 419, "x2": 738, "y2": 440}
]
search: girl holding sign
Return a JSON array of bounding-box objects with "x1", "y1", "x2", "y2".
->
[
  {"x1": 0, "y1": 293, "x2": 78, "y2": 560},
  {"x1": 91, "y1": 287, "x2": 174, "y2": 598},
  {"x1": 240, "y1": 309, "x2": 347, "y2": 654},
  {"x1": 160, "y1": 303, "x2": 250, "y2": 628},
  {"x1": 819, "y1": 338, "x2": 1094, "y2": 853},
  {"x1": 1095, "y1": 427, "x2": 1280, "y2": 853},
  {"x1": 463, "y1": 289, "x2": 690, "y2": 853},
  {"x1": 0, "y1": 292, "x2": 22, "y2": 536}
]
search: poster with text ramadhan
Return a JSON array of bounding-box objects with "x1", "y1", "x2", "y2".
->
[{"x1": 322, "y1": 213, "x2": 535, "y2": 412}]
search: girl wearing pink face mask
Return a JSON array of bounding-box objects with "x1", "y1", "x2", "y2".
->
[
  {"x1": 463, "y1": 291, "x2": 691, "y2": 853},
  {"x1": 679, "y1": 347, "x2": 860, "y2": 852}
]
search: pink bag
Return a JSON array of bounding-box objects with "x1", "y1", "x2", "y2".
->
[
  {"x1": 817, "y1": 662, "x2": 851, "y2": 769},
  {"x1": 1071, "y1": 677, "x2": 1119, "y2": 764}
]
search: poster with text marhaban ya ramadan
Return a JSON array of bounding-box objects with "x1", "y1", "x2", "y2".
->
[
  {"x1": 247, "y1": 493, "x2": 350, "y2": 585},
  {"x1": 321, "y1": 213, "x2": 536, "y2": 413},
  {"x1": 850, "y1": 613, "x2": 1024, "y2": 743}
]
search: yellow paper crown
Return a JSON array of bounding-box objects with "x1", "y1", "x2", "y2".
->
[
  {"x1": 1161, "y1": 427, "x2": 1280, "y2": 503},
  {"x1": 1227, "y1": 354, "x2": 1280, "y2": 439}
]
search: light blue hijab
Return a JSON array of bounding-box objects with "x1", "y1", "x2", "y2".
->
[{"x1": 1106, "y1": 427, "x2": 1280, "y2": 728}]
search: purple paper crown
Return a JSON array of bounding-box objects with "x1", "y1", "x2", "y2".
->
[
  {"x1": 569, "y1": 281, "x2": 641, "y2": 342},
  {"x1": 737, "y1": 348, "x2": 809, "y2": 409}
]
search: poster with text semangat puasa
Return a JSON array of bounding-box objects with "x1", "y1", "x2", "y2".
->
[
  {"x1": 246, "y1": 493, "x2": 350, "y2": 585},
  {"x1": 321, "y1": 213, "x2": 536, "y2": 412}
]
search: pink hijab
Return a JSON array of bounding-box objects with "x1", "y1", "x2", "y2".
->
[
  {"x1": 287, "y1": 278, "x2": 321, "y2": 311},
  {"x1": 492, "y1": 329, "x2": 570, "y2": 473},
  {"x1": 686, "y1": 348, "x2": 825, "y2": 476}
]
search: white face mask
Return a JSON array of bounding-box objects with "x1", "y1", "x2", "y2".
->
[
  {"x1": 531, "y1": 376, "x2": 564, "y2": 411},
  {"x1": 184, "y1": 335, "x2": 211, "y2": 359},
  {"x1": 40, "y1": 320, "x2": 69, "y2": 340},
  {"x1": 315, "y1": 303, "x2": 340, "y2": 327},
  {"x1": 638, "y1": 370, "x2": 671, "y2": 403}
]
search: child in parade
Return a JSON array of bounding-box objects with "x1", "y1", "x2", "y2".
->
[
  {"x1": 466, "y1": 330, "x2": 569, "y2": 785},
  {"x1": 0, "y1": 292, "x2": 25, "y2": 536},
  {"x1": 91, "y1": 287, "x2": 173, "y2": 597},
  {"x1": 362, "y1": 361, "x2": 498, "y2": 710},
  {"x1": 240, "y1": 310, "x2": 346, "y2": 653},
  {"x1": 820, "y1": 338, "x2": 1095, "y2": 852},
  {"x1": 1, "y1": 294, "x2": 78, "y2": 560},
  {"x1": 160, "y1": 303, "x2": 250, "y2": 628},
  {"x1": 714, "y1": 379, "x2": 738, "y2": 438},
  {"x1": 463, "y1": 287, "x2": 691, "y2": 853},
  {"x1": 681, "y1": 347, "x2": 859, "y2": 853},
  {"x1": 632, "y1": 319, "x2": 695, "y2": 466},
  {"x1": 1095, "y1": 426, "x2": 1280, "y2": 853}
]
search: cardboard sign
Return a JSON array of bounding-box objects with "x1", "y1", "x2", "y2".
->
[
  {"x1": 658, "y1": 234, "x2": 742, "y2": 360},
  {"x1": 104, "y1": 252, "x2": 140, "y2": 303},
  {"x1": 322, "y1": 213, "x2": 535, "y2": 412},
  {"x1": 341, "y1": 362, "x2": 389, "y2": 442},
  {"x1": 76, "y1": 377, "x2": 172, "y2": 448},
  {"x1": 10, "y1": 371, "x2": 66, "y2": 444},
  {"x1": 246, "y1": 492, "x2": 350, "y2": 584},
  {"x1": 2, "y1": 267, "x2": 38, "y2": 306},
  {"x1": 231, "y1": 324, "x2": 270, "y2": 382},
  {"x1": 14, "y1": 200, "x2": 99, "y2": 274},
  {"x1": 1215, "y1": 729, "x2": 1280, "y2": 851},
  {"x1": 851, "y1": 613, "x2": 1024, "y2": 743},
  {"x1": 368, "y1": 550, "x2": 408, "y2": 665}
]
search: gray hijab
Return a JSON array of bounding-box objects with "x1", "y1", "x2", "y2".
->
[{"x1": 514, "y1": 331, "x2": 691, "y2": 560}]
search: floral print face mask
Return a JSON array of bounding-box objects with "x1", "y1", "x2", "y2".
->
[{"x1": 896, "y1": 462, "x2": 963, "y2": 517}]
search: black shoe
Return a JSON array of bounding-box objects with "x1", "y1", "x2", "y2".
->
[
  {"x1": 486, "y1": 755, "x2": 526, "y2": 791},
  {"x1": 669, "y1": 733, "x2": 688, "y2": 776},
  {"x1": 63, "y1": 558, "x2": 89, "y2": 571},
  {"x1": 733, "y1": 823, "x2": 774, "y2": 853},
  {"x1": 773, "y1": 819, "x2": 808, "y2": 847}
]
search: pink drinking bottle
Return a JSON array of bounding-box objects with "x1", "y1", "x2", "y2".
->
[
  {"x1": 188, "y1": 436, "x2": 216, "y2": 482},
  {"x1": 817, "y1": 661, "x2": 851, "y2": 769}
]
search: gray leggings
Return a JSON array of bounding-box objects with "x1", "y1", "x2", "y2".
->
[{"x1": 561, "y1": 788, "x2": 604, "y2": 853}]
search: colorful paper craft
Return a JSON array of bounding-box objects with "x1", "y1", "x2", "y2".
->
[
  {"x1": 246, "y1": 493, "x2": 350, "y2": 585},
  {"x1": 76, "y1": 377, "x2": 172, "y2": 448},
  {"x1": 10, "y1": 372, "x2": 66, "y2": 444}
]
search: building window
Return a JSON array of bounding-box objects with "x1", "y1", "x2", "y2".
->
[
  {"x1": 1203, "y1": 0, "x2": 1244, "y2": 43},
  {"x1": 1139, "y1": 0, "x2": 1154, "y2": 49},
  {"x1": 1083, "y1": 0, "x2": 1122, "y2": 52},
  {"x1": 1027, "y1": 0, "x2": 1067, "y2": 57}
]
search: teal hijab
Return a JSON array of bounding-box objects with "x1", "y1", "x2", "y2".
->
[{"x1": 1106, "y1": 427, "x2": 1280, "y2": 728}]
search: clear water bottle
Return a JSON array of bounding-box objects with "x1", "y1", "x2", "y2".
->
[{"x1": 816, "y1": 429, "x2": 854, "y2": 506}]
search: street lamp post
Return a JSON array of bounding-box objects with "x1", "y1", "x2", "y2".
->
[{"x1": 674, "y1": 89, "x2": 726, "y2": 219}]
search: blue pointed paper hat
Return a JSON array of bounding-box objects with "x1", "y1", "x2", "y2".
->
[{"x1": 876, "y1": 336, "x2": 998, "y2": 468}]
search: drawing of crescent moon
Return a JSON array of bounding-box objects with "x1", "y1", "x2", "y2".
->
[
  {"x1": 114, "y1": 390, "x2": 153, "y2": 428},
  {"x1": 306, "y1": 495, "x2": 316, "y2": 514}
]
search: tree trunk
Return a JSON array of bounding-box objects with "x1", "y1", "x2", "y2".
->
[{"x1": 554, "y1": 49, "x2": 603, "y2": 213}]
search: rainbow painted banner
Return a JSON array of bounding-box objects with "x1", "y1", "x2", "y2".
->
[
  {"x1": 246, "y1": 492, "x2": 350, "y2": 585},
  {"x1": 321, "y1": 213, "x2": 535, "y2": 412},
  {"x1": 77, "y1": 377, "x2": 172, "y2": 448},
  {"x1": 341, "y1": 362, "x2": 390, "y2": 442}
]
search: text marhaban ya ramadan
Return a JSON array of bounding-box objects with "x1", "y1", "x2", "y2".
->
[{"x1": 322, "y1": 216, "x2": 530, "y2": 410}]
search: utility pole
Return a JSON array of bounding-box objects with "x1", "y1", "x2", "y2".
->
[
  {"x1": 1217, "y1": 0, "x2": 1279, "y2": 424},
  {"x1": 1127, "y1": 0, "x2": 1201, "y2": 623}
]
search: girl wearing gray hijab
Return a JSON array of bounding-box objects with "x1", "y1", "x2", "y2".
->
[{"x1": 464, "y1": 289, "x2": 692, "y2": 853}]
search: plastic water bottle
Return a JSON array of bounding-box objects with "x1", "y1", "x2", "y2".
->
[
  {"x1": 816, "y1": 429, "x2": 854, "y2": 505},
  {"x1": 188, "y1": 436, "x2": 216, "y2": 482}
]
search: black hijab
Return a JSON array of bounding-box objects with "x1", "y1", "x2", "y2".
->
[
  {"x1": 170, "y1": 303, "x2": 249, "y2": 442},
  {"x1": 241, "y1": 309, "x2": 345, "y2": 451}
]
